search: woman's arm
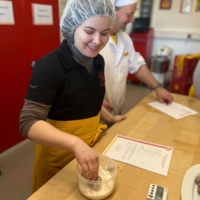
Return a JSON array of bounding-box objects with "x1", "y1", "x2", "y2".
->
[
  {"x1": 19, "y1": 100, "x2": 99, "y2": 180},
  {"x1": 29, "y1": 120, "x2": 99, "y2": 180},
  {"x1": 100, "y1": 105, "x2": 126, "y2": 124}
]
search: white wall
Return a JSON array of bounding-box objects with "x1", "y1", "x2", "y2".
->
[
  {"x1": 150, "y1": 0, "x2": 200, "y2": 70},
  {"x1": 151, "y1": 0, "x2": 200, "y2": 36}
]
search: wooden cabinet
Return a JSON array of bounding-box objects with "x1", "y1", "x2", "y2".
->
[{"x1": 127, "y1": 28, "x2": 154, "y2": 83}]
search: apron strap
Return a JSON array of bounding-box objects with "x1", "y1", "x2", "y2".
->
[{"x1": 89, "y1": 123, "x2": 107, "y2": 147}]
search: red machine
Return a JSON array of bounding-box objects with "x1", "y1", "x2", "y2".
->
[
  {"x1": 128, "y1": 28, "x2": 154, "y2": 83},
  {"x1": 169, "y1": 56, "x2": 199, "y2": 95}
]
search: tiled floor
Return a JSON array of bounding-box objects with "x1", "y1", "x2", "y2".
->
[
  {"x1": 122, "y1": 82, "x2": 151, "y2": 114},
  {"x1": 0, "y1": 82, "x2": 151, "y2": 200}
]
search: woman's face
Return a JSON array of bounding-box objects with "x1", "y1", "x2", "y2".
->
[{"x1": 74, "y1": 16, "x2": 112, "y2": 58}]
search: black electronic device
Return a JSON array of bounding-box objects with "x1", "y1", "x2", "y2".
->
[
  {"x1": 147, "y1": 184, "x2": 168, "y2": 200},
  {"x1": 132, "y1": 17, "x2": 150, "y2": 33}
]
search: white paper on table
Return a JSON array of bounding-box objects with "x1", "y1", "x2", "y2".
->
[
  {"x1": 147, "y1": 101, "x2": 197, "y2": 119},
  {"x1": 103, "y1": 135, "x2": 173, "y2": 176}
]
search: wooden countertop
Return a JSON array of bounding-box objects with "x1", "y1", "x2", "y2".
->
[{"x1": 28, "y1": 92, "x2": 200, "y2": 200}]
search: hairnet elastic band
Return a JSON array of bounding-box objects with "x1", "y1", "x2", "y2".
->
[{"x1": 112, "y1": 0, "x2": 137, "y2": 7}]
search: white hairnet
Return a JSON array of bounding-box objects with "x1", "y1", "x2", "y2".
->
[
  {"x1": 60, "y1": 0, "x2": 115, "y2": 43},
  {"x1": 111, "y1": 0, "x2": 137, "y2": 7}
]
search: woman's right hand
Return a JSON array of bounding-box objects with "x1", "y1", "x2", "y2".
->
[
  {"x1": 72, "y1": 137, "x2": 99, "y2": 181},
  {"x1": 111, "y1": 115, "x2": 127, "y2": 123},
  {"x1": 103, "y1": 99, "x2": 113, "y2": 112}
]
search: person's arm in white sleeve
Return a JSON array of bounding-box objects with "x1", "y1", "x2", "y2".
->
[
  {"x1": 130, "y1": 51, "x2": 173, "y2": 104},
  {"x1": 135, "y1": 64, "x2": 173, "y2": 103}
]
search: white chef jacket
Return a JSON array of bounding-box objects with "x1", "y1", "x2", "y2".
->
[{"x1": 100, "y1": 31, "x2": 146, "y2": 114}]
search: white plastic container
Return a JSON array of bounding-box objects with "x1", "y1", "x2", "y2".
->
[{"x1": 76, "y1": 155, "x2": 117, "y2": 200}]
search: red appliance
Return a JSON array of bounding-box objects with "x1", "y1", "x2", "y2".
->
[
  {"x1": 169, "y1": 55, "x2": 199, "y2": 95},
  {"x1": 0, "y1": 0, "x2": 60, "y2": 153},
  {"x1": 128, "y1": 28, "x2": 154, "y2": 83}
]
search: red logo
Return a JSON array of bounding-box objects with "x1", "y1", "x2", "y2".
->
[{"x1": 98, "y1": 71, "x2": 105, "y2": 87}]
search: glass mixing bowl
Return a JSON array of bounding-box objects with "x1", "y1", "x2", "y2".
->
[{"x1": 76, "y1": 155, "x2": 117, "y2": 200}]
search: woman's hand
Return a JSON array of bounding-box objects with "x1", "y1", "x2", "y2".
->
[
  {"x1": 111, "y1": 115, "x2": 127, "y2": 123},
  {"x1": 103, "y1": 99, "x2": 113, "y2": 112},
  {"x1": 72, "y1": 137, "x2": 99, "y2": 180}
]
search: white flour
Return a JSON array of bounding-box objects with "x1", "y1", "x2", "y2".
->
[{"x1": 78, "y1": 166, "x2": 115, "y2": 199}]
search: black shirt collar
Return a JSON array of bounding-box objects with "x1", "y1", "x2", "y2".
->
[{"x1": 56, "y1": 40, "x2": 104, "y2": 70}]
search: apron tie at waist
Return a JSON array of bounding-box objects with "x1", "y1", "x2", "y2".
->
[{"x1": 89, "y1": 124, "x2": 107, "y2": 147}]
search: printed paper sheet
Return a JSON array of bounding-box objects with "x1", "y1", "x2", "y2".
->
[
  {"x1": 103, "y1": 135, "x2": 173, "y2": 176},
  {"x1": 147, "y1": 101, "x2": 197, "y2": 119}
]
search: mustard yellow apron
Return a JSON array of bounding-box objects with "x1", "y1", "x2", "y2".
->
[{"x1": 32, "y1": 113, "x2": 107, "y2": 193}]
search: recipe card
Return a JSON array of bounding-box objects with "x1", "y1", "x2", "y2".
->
[
  {"x1": 147, "y1": 101, "x2": 197, "y2": 119},
  {"x1": 103, "y1": 135, "x2": 173, "y2": 176}
]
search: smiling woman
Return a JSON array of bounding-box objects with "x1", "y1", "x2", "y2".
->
[
  {"x1": 74, "y1": 16, "x2": 112, "y2": 57},
  {"x1": 19, "y1": 0, "x2": 116, "y2": 194}
]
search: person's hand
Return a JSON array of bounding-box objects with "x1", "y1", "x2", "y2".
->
[
  {"x1": 155, "y1": 87, "x2": 174, "y2": 104},
  {"x1": 103, "y1": 99, "x2": 113, "y2": 112},
  {"x1": 72, "y1": 137, "x2": 99, "y2": 181},
  {"x1": 112, "y1": 115, "x2": 127, "y2": 123}
]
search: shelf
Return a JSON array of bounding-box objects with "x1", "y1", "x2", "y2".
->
[
  {"x1": 140, "y1": 0, "x2": 153, "y2": 18},
  {"x1": 142, "y1": 3, "x2": 152, "y2": 6}
]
